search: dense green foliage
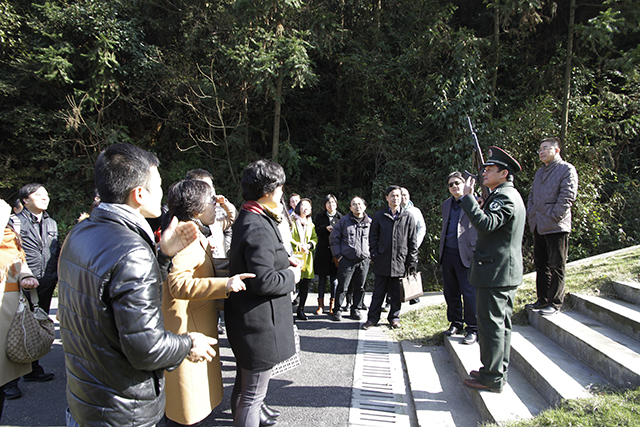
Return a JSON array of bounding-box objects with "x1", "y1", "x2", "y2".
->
[{"x1": 1, "y1": 0, "x2": 638, "y2": 289}]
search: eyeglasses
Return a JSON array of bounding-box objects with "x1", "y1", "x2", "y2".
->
[
  {"x1": 538, "y1": 146, "x2": 553, "y2": 153},
  {"x1": 448, "y1": 181, "x2": 463, "y2": 187}
]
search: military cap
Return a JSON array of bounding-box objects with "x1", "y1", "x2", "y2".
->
[{"x1": 483, "y1": 146, "x2": 522, "y2": 174}]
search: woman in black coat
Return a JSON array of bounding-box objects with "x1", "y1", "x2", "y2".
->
[
  {"x1": 225, "y1": 160, "x2": 302, "y2": 427},
  {"x1": 313, "y1": 194, "x2": 343, "y2": 315}
]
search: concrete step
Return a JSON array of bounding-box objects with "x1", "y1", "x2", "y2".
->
[
  {"x1": 567, "y1": 293, "x2": 640, "y2": 342},
  {"x1": 510, "y1": 325, "x2": 609, "y2": 407},
  {"x1": 445, "y1": 335, "x2": 548, "y2": 425},
  {"x1": 528, "y1": 309, "x2": 640, "y2": 389},
  {"x1": 613, "y1": 280, "x2": 640, "y2": 306}
]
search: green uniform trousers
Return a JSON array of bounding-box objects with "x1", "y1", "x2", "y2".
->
[{"x1": 475, "y1": 285, "x2": 517, "y2": 391}]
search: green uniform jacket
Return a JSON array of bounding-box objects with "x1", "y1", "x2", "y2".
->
[{"x1": 460, "y1": 181, "x2": 525, "y2": 288}]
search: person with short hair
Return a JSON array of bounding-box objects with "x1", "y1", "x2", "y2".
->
[
  {"x1": 163, "y1": 179, "x2": 252, "y2": 427},
  {"x1": 184, "y1": 169, "x2": 237, "y2": 258},
  {"x1": 525, "y1": 137, "x2": 578, "y2": 315},
  {"x1": 362, "y1": 186, "x2": 418, "y2": 330},
  {"x1": 440, "y1": 171, "x2": 478, "y2": 344},
  {"x1": 330, "y1": 196, "x2": 371, "y2": 321},
  {"x1": 459, "y1": 146, "x2": 525, "y2": 393},
  {"x1": 58, "y1": 143, "x2": 215, "y2": 427},
  {"x1": 4, "y1": 183, "x2": 59, "y2": 399},
  {"x1": 226, "y1": 159, "x2": 302, "y2": 427}
]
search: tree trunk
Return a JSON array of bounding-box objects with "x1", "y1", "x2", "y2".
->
[
  {"x1": 272, "y1": 71, "x2": 284, "y2": 161},
  {"x1": 561, "y1": 0, "x2": 576, "y2": 145},
  {"x1": 489, "y1": 6, "x2": 499, "y2": 118}
]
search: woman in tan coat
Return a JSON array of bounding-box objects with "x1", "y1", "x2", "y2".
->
[
  {"x1": 0, "y1": 199, "x2": 39, "y2": 416},
  {"x1": 162, "y1": 180, "x2": 253, "y2": 426}
]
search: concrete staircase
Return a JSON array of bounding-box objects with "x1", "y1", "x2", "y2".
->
[{"x1": 445, "y1": 279, "x2": 640, "y2": 425}]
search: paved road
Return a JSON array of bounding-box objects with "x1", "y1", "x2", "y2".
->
[
  {"x1": 1, "y1": 295, "x2": 362, "y2": 427},
  {"x1": 2, "y1": 292, "x2": 479, "y2": 427}
]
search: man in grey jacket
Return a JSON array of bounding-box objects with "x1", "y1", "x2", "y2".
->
[
  {"x1": 330, "y1": 197, "x2": 371, "y2": 321},
  {"x1": 525, "y1": 137, "x2": 578, "y2": 315}
]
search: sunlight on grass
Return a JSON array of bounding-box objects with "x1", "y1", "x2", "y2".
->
[
  {"x1": 393, "y1": 246, "x2": 640, "y2": 342},
  {"x1": 485, "y1": 387, "x2": 640, "y2": 427}
]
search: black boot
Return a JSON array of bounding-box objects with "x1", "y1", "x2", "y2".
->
[
  {"x1": 296, "y1": 307, "x2": 308, "y2": 321},
  {"x1": 260, "y1": 406, "x2": 277, "y2": 426},
  {"x1": 262, "y1": 403, "x2": 280, "y2": 418}
]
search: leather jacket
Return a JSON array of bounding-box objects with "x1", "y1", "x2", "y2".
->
[
  {"x1": 58, "y1": 203, "x2": 191, "y2": 427},
  {"x1": 10, "y1": 209, "x2": 59, "y2": 290}
]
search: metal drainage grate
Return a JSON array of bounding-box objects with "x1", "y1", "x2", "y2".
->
[{"x1": 349, "y1": 326, "x2": 411, "y2": 426}]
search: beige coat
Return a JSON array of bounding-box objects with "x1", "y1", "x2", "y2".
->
[
  {"x1": 1, "y1": 260, "x2": 34, "y2": 385},
  {"x1": 162, "y1": 233, "x2": 229, "y2": 425}
]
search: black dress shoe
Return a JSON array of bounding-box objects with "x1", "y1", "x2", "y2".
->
[
  {"x1": 296, "y1": 308, "x2": 308, "y2": 321},
  {"x1": 350, "y1": 310, "x2": 361, "y2": 320},
  {"x1": 332, "y1": 311, "x2": 342, "y2": 321},
  {"x1": 261, "y1": 403, "x2": 280, "y2": 418},
  {"x1": 525, "y1": 300, "x2": 546, "y2": 310},
  {"x1": 361, "y1": 321, "x2": 375, "y2": 330},
  {"x1": 3, "y1": 385, "x2": 22, "y2": 400},
  {"x1": 260, "y1": 407, "x2": 277, "y2": 426},
  {"x1": 462, "y1": 331, "x2": 478, "y2": 344},
  {"x1": 23, "y1": 371, "x2": 55, "y2": 382},
  {"x1": 443, "y1": 325, "x2": 461, "y2": 336}
]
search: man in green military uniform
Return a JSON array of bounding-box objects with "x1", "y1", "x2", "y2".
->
[{"x1": 459, "y1": 146, "x2": 525, "y2": 393}]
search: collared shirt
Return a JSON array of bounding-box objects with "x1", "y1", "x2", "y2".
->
[{"x1": 444, "y1": 198, "x2": 462, "y2": 250}]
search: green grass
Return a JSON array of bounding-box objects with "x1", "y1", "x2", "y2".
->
[
  {"x1": 392, "y1": 245, "x2": 640, "y2": 344},
  {"x1": 391, "y1": 245, "x2": 640, "y2": 427},
  {"x1": 486, "y1": 387, "x2": 640, "y2": 427}
]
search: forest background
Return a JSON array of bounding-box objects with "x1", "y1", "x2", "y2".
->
[{"x1": 1, "y1": 0, "x2": 638, "y2": 289}]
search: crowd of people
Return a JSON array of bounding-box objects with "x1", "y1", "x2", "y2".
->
[{"x1": 0, "y1": 137, "x2": 577, "y2": 424}]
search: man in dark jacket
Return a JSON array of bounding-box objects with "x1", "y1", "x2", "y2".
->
[
  {"x1": 58, "y1": 143, "x2": 215, "y2": 427},
  {"x1": 460, "y1": 146, "x2": 525, "y2": 393},
  {"x1": 3, "y1": 184, "x2": 58, "y2": 399},
  {"x1": 330, "y1": 196, "x2": 371, "y2": 321},
  {"x1": 362, "y1": 186, "x2": 418, "y2": 330},
  {"x1": 440, "y1": 172, "x2": 478, "y2": 344}
]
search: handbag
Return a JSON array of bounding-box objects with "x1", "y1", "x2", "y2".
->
[
  {"x1": 400, "y1": 271, "x2": 423, "y2": 302},
  {"x1": 6, "y1": 289, "x2": 55, "y2": 363},
  {"x1": 270, "y1": 325, "x2": 301, "y2": 377}
]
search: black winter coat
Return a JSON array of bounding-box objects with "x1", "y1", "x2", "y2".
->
[
  {"x1": 225, "y1": 208, "x2": 296, "y2": 371},
  {"x1": 57, "y1": 204, "x2": 192, "y2": 427},
  {"x1": 11, "y1": 209, "x2": 59, "y2": 291},
  {"x1": 313, "y1": 210, "x2": 343, "y2": 276},
  {"x1": 369, "y1": 207, "x2": 419, "y2": 277}
]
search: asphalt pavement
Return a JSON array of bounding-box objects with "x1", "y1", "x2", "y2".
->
[{"x1": 1, "y1": 292, "x2": 480, "y2": 427}]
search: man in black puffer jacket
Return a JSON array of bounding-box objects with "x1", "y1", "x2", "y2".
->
[{"x1": 58, "y1": 143, "x2": 216, "y2": 427}]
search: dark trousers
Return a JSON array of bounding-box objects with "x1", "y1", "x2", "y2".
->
[
  {"x1": 441, "y1": 250, "x2": 477, "y2": 332},
  {"x1": 317, "y1": 274, "x2": 337, "y2": 300},
  {"x1": 367, "y1": 274, "x2": 401, "y2": 325},
  {"x1": 476, "y1": 286, "x2": 516, "y2": 390},
  {"x1": 297, "y1": 278, "x2": 311, "y2": 311},
  {"x1": 335, "y1": 258, "x2": 369, "y2": 314},
  {"x1": 534, "y1": 230, "x2": 569, "y2": 309},
  {"x1": 231, "y1": 367, "x2": 272, "y2": 427}
]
